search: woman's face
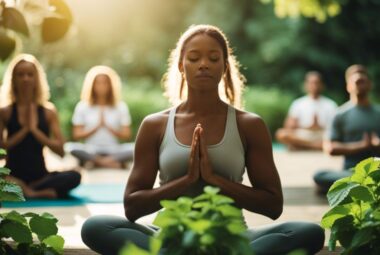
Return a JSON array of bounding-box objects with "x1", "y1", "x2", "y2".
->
[
  {"x1": 13, "y1": 61, "x2": 37, "y2": 99},
  {"x1": 93, "y1": 74, "x2": 112, "y2": 99},
  {"x1": 179, "y1": 34, "x2": 225, "y2": 91}
]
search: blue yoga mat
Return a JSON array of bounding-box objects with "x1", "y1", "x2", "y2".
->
[
  {"x1": 272, "y1": 143, "x2": 286, "y2": 152},
  {"x1": 2, "y1": 183, "x2": 125, "y2": 208}
]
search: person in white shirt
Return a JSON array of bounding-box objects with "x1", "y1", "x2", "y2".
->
[
  {"x1": 65, "y1": 66, "x2": 134, "y2": 168},
  {"x1": 275, "y1": 71, "x2": 337, "y2": 150}
]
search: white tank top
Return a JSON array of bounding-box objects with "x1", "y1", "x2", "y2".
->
[{"x1": 158, "y1": 105, "x2": 245, "y2": 197}]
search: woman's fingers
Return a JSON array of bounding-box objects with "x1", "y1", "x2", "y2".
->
[
  {"x1": 189, "y1": 124, "x2": 202, "y2": 181},
  {"x1": 199, "y1": 127, "x2": 207, "y2": 157}
]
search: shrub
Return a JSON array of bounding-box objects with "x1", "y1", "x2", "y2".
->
[
  {"x1": 0, "y1": 149, "x2": 64, "y2": 255},
  {"x1": 243, "y1": 86, "x2": 294, "y2": 137},
  {"x1": 321, "y1": 157, "x2": 380, "y2": 254},
  {"x1": 121, "y1": 186, "x2": 251, "y2": 255}
]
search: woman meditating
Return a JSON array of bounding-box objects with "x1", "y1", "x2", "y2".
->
[
  {"x1": 81, "y1": 25, "x2": 324, "y2": 255},
  {"x1": 0, "y1": 54, "x2": 81, "y2": 199}
]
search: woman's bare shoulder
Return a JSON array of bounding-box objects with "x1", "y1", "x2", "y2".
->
[
  {"x1": 0, "y1": 105, "x2": 13, "y2": 122},
  {"x1": 235, "y1": 108, "x2": 265, "y2": 126},
  {"x1": 235, "y1": 108, "x2": 269, "y2": 142},
  {"x1": 41, "y1": 102, "x2": 58, "y2": 120},
  {"x1": 137, "y1": 107, "x2": 174, "y2": 139}
]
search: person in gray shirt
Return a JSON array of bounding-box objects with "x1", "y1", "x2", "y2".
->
[{"x1": 314, "y1": 64, "x2": 380, "y2": 193}]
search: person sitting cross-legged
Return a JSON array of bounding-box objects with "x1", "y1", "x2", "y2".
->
[
  {"x1": 65, "y1": 66, "x2": 134, "y2": 169},
  {"x1": 81, "y1": 24, "x2": 325, "y2": 255},
  {"x1": 314, "y1": 64, "x2": 380, "y2": 193},
  {"x1": 0, "y1": 54, "x2": 81, "y2": 199},
  {"x1": 276, "y1": 71, "x2": 337, "y2": 150}
]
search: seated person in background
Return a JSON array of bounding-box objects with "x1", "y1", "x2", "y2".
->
[
  {"x1": 65, "y1": 66, "x2": 134, "y2": 169},
  {"x1": 81, "y1": 24, "x2": 324, "y2": 255},
  {"x1": 276, "y1": 71, "x2": 337, "y2": 150},
  {"x1": 0, "y1": 54, "x2": 81, "y2": 199},
  {"x1": 314, "y1": 64, "x2": 380, "y2": 193}
]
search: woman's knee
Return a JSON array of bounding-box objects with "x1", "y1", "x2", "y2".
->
[
  {"x1": 70, "y1": 171, "x2": 82, "y2": 187},
  {"x1": 81, "y1": 215, "x2": 115, "y2": 246},
  {"x1": 292, "y1": 222, "x2": 325, "y2": 254}
]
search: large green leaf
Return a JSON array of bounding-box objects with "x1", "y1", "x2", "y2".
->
[
  {"x1": 327, "y1": 182, "x2": 359, "y2": 207},
  {"x1": 160, "y1": 200, "x2": 179, "y2": 209},
  {"x1": 0, "y1": 182, "x2": 25, "y2": 202},
  {"x1": 0, "y1": 148, "x2": 6, "y2": 155},
  {"x1": 328, "y1": 176, "x2": 351, "y2": 192},
  {"x1": 1, "y1": 220, "x2": 32, "y2": 243},
  {"x1": 217, "y1": 204, "x2": 242, "y2": 218},
  {"x1": 333, "y1": 215, "x2": 356, "y2": 249},
  {"x1": 4, "y1": 210, "x2": 27, "y2": 225},
  {"x1": 1, "y1": 7, "x2": 29, "y2": 36},
  {"x1": 187, "y1": 219, "x2": 211, "y2": 234},
  {"x1": 369, "y1": 170, "x2": 380, "y2": 183},
  {"x1": 204, "y1": 186, "x2": 220, "y2": 195},
  {"x1": 42, "y1": 235, "x2": 64, "y2": 253},
  {"x1": 29, "y1": 215, "x2": 58, "y2": 241},
  {"x1": 29, "y1": 216, "x2": 58, "y2": 241},
  {"x1": 321, "y1": 205, "x2": 351, "y2": 228},
  {"x1": 0, "y1": 167, "x2": 11, "y2": 176},
  {"x1": 227, "y1": 221, "x2": 247, "y2": 234},
  {"x1": 349, "y1": 228, "x2": 373, "y2": 250},
  {"x1": 0, "y1": 30, "x2": 16, "y2": 61},
  {"x1": 153, "y1": 211, "x2": 179, "y2": 228},
  {"x1": 356, "y1": 158, "x2": 378, "y2": 174},
  {"x1": 212, "y1": 194, "x2": 234, "y2": 205},
  {"x1": 349, "y1": 186, "x2": 374, "y2": 203}
]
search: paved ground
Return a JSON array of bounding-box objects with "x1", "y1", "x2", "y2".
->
[{"x1": 1, "y1": 149, "x2": 343, "y2": 254}]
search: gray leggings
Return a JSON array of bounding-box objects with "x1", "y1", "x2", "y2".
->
[
  {"x1": 313, "y1": 169, "x2": 352, "y2": 193},
  {"x1": 81, "y1": 215, "x2": 324, "y2": 255},
  {"x1": 65, "y1": 142, "x2": 134, "y2": 164}
]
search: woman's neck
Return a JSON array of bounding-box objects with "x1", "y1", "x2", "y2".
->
[
  {"x1": 94, "y1": 97, "x2": 109, "y2": 106},
  {"x1": 15, "y1": 95, "x2": 34, "y2": 106},
  {"x1": 181, "y1": 90, "x2": 226, "y2": 115}
]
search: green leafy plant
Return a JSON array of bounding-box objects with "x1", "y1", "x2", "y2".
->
[
  {"x1": 321, "y1": 157, "x2": 380, "y2": 255},
  {"x1": 121, "y1": 186, "x2": 252, "y2": 255},
  {"x1": 0, "y1": 150, "x2": 24, "y2": 203},
  {"x1": 0, "y1": 0, "x2": 72, "y2": 61},
  {"x1": 0, "y1": 149, "x2": 65, "y2": 255}
]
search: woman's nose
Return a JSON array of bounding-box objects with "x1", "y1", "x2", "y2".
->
[{"x1": 199, "y1": 58, "x2": 209, "y2": 69}]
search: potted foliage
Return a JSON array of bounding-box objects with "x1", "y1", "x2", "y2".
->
[
  {"x1": 0, "y1": 149, "x2": 64, "y2": 255},
  {"x1": 321, "y1": 157, "x2": 380, "y2": 254},
  {"x1": 121, "y1": 186, "x2": 306, "y2": 255},
  {"x1": 121, "y1": 186, "x2": 252, "y2": 255}
]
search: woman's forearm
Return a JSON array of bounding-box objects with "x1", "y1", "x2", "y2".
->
[
  {"x1": 106, "y1": 125, "x2": 131, "y2": 140},
  {"x1": 72, "y1": 126, "x2": 100, "y2": 140},
  {"x1": 30, "y1": 128, "x2": 64, "y2": 156},
  {"x1": 206, "y1": 174, "x2": 283, "y2": 220},
  {"x1": 124, "y1": 175, "x2": 196, "y2": 222},
  {"x1": 2, "y1": 127, "x2": 29, "y2": 150}
]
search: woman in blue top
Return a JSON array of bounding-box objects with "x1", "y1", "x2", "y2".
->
[{"x1": 81, "y1": 24, "x2": 324, "y2": 255}]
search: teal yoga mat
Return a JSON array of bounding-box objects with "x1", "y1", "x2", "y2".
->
[{"x1": 2, "y1": 183, "x2": 125, "y2": 208}]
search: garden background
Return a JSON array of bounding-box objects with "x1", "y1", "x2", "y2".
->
[{"x1": 1, "y1": 0, "x2": 380, "y2": 139}]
